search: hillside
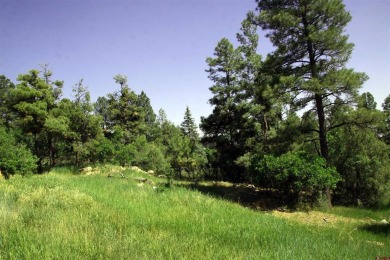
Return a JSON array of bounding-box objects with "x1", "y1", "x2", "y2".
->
[{"x1": 0, "y1": 166, "x2": 389, "y2": 259}]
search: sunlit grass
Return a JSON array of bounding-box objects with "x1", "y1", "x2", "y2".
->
[{"x1": 0, "y1": 167, "x2": 389, "y2": 259}]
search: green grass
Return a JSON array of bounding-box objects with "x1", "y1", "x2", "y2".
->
[{"x1": 0, "y1": 166, "x2": 389, "y2": 259}]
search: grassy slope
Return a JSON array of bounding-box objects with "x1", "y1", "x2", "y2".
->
[{"x1": 0, "y1": 166, "x2": 389, "y2": 259}]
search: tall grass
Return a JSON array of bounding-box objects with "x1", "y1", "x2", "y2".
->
[{"x1": 0, "y1": 167, "x2": 389, "y2": 259}]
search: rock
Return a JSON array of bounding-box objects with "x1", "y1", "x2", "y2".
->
[
  {"x1": 364, "y1": 217, "x2": 376, "y2": 222},
  {"x1": 134, "y1": 177, "x2": 148, "y2": 182},
  {"x1": 380, "y1": 219, "x2": 388, "y2": 224},
  {"x1": 146, "y1": 179, "x2": 155, "y2": 186},
  {"x1": 82, "y1": 167, "x2": 101, "y2": 175},
  {"x1": 81, "y1": 167, "x2": 93, "y2": 174},
  {"x1": 131, "y1": 166, "x2": 143, "y2": 172},
  {"x1": 147, "y1": 170, "x2": 154, "y2": 175}
]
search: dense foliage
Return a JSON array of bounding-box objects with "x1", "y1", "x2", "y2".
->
[
  {"x1": 0, "y1": 126, "x2": 37, "y2": 178},
  {"x1": 251, "y1": 152, "x2": 340, "y2": 207},
  {"x1": 200, "y1": 0, "x2": 389, "y2": 207},
  {"x1": 0, "y1": 70, "x2": 205, "y2": 181},
  {"x1": 1, "y1": 0, "x2": 389, "y2": 208}
]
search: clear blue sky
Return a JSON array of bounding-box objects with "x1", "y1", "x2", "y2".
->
[{"x1": 1, "y1": 0, "x2": 389, "y2": 126}]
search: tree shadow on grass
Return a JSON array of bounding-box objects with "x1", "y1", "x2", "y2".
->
[
  {"x1": 359, "y1": 223, "x2": 390, "y2": 236},
  {"x1": 177, "y1": 182, "x2": 288, "y2": 211}
]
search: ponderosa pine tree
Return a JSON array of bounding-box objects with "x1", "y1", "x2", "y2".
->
[
  {"x1": 107, "y1": 75, "x2": 145, "y2": 144},
  {"x1": 201, "y1": 14, "x2": 286, "y2": 181},
  {"x1": 256, "y1": 0, "x2": 368, "y2": 162},
  {"x1": 64, "y1": 79, "x2": 102, "y2": 166},
  {"x1": 255, "y1": 0, "x2": 370, "y2": 204},
  {"x1": 201, "y1": 38, "x2": 250, "y2": 181},
  {"x1": 235, "y1": 12, "x2": 286, "y2": 155},
  {"x1": 10, "y1": 69, "x2": 63, "y2": 171}
]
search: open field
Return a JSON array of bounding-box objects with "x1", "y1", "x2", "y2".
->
[{"x1": 0, "y1": 166, "x2": 389, "y2": 259}]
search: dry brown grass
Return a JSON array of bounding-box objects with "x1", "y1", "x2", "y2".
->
[
  {"x1": 271, "y1": 210, "x2": 388, "y2": 248},
  {"x1": 271, "y1": 210, "x2": 368, "y2": 228}
]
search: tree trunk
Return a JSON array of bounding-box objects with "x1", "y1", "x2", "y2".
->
[
  {"x1": 34, "y1": 133, "x2": 43, "y2": 173},
  {"x1": 314, "y1": 94, "x2": 329, "y2": 161},
  {"x1": 314, "y1": 94, "x2": 332, "y2": 206},
  {"x1": 48, "y1": 132, "x2": 55, "y2": 167},
  {"x1": 303, "y1": 7, "x2": 332, "y2": 206}
]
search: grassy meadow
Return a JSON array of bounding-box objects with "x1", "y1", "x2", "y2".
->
[{"x1": 0, "y1": 166, "x2": 389, "y2": 259}]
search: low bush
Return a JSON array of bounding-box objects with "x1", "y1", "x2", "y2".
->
[
  {"x1": 251, "y1": 151, "x2": 340, "y2": 208},
  {"x1": 114, "y1": 136, "x2": 170, "y2": 175},
  {"x1": 0, "y1": 127, "x2": 37, "y2": 177}
]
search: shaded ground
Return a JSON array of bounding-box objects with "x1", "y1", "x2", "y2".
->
[
  {"x1": 177, "y1": 181, "x2": 390, "y2": 239},
  {"x1": 177, "y1": 181, "x2": 288, "y2": 211},
  {"x1": 360, "y1": 223, "x2": 390, "y2": 235}
]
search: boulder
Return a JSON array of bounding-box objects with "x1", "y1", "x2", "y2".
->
[{"x1": 81, "y1": 167, "x2": 93, "y2": 174}]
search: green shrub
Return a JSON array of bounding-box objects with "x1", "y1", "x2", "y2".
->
[
  {"x1": 251, "y1": 151, "x2": 340, "y2": 208},
  {"x1": 90, "y1": 137, "x2": 116, "y2": 164},
  {"x1": 329, "y1": 127, "x2": 390, "y2": 207},
  {"x1": 131, "y1": 136, "x2": 170, "y2": 174},
  {"x1": 115, "y1": 143, "x2": 136, "y2": 167},
  {"x1": 0, "y1": 127, "x2": 37, "y2": 177},
  {"x1": 178, "y1": 143, "x2": 207, "y2": 181}
]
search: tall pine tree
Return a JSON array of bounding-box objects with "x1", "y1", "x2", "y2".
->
[
  {"x1": 10, "y1": 69, "x2": 63, "y2": 171},
  {"x1": 107, "y1": 75, "x2": 145, "y2": 144},
  {"x1": 256, "y1": 0, "x2": 368, "y2": 203},
  {"x1": 200, "y1": 38, "x2": 249, "y2": 181},
  {"x1": 256, "y1": 0, "x2": 368, "y2": 162},
  {"x1": 180, "y1": 106, "x2": 199, "y2": 142}
]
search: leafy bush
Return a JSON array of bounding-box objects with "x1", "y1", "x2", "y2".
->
[
  {"x1": 329, "y1": 127, "x2": 390, "y2": 207},
  {"x1": 89, "y1": 137, "x2": 116, "y2": 164},
  {"x1": 0, "y1": 127, "x2": 37, "y2": 177},
  {"x1": 115, "y1": 143, "x2": 137, "y2": 167},
  {"x1": 131, "y1": 136, "x2": 170, "y2": 174},
  {"x1": 251, "y1": 151, "x2": 340, "y2": 207},
  {"x1": 113, "y1": 136, "x2": 170, "y2": 174}
]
